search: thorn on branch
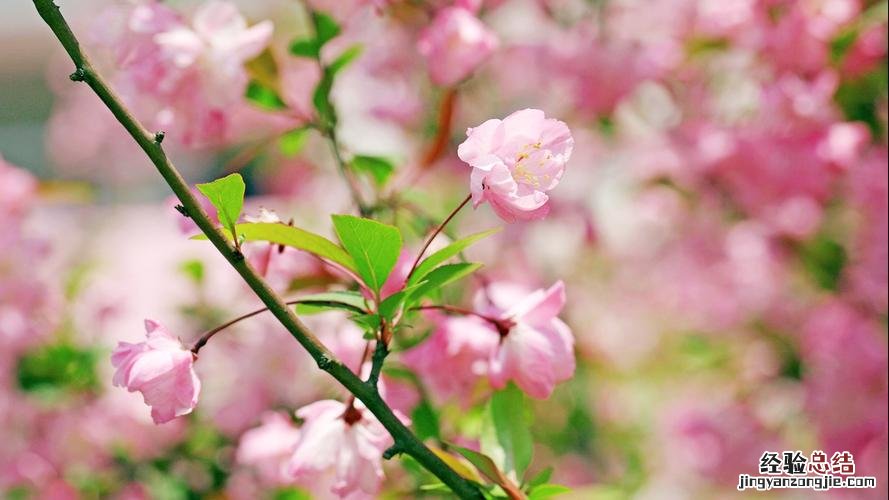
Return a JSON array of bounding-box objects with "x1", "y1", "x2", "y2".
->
[
  {"x1": 383, "y1": 444, "x2": 403, "y2": 460},
  {"x1": 316, "y1": 354, "x2": 333, "y2": 370},
  {"x1": 231, "y1": 249, "x2": 245, "y2": 262},
  {"x1": 154, "y1": 131, "x2": 165, "y2": 144},
  {"x1": 174, "y1": 204, "x2": 189, "y2": 217},
  {"x1": 68, "y1": 67, "x2": 85, "y2": 82}
]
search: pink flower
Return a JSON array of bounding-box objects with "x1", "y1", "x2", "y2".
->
[
  {"x1": 237, "y1": 412, "x2": 301, "y2": 484},
  {"x1": 111, "y1": 320, "x2": 201, "y2": 424},
  {"x1": 154, "y1": 1, "x2": 272, "y2": 105},
  {"x1": 458, "y1": 109, "x2": 574, "y2": 223},
  {"x1": 402, "y1": 313, "x2": 499, "y2": 402},
  {"x1": 476, "y1": 281, "x2": 575, "y2": 398},
  {"x1": 287, "y1": 400, "x2": 392, "y2": 498},
  {"x1": 0, "y1": 155, "x2": 37, "y2": 219},
  {"x1": 417, "y1": 7, "x2": 498, "y2": 87}
]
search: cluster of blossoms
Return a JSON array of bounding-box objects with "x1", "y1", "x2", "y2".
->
[{"x1": 3, "y1": 0, "x2": 886, "y2": 498}]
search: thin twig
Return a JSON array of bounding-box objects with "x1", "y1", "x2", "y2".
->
[
  {"x1": 406, "y1": 193, "x2": 472, "y2": 281},
  {"x1": 31, "y1": 2, "x2": 481, "y2": 497}
]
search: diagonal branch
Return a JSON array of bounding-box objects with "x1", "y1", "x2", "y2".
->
[{"x1": 31, "y1": 2, "x2": 481, "y2": 498}]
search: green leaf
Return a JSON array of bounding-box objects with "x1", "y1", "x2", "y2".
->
[
  {"x1": 196, "y1": 173, "x2": 246, "y2": 240},
  {"x1": 194, "y1": 222, "x2": 355, "y2": 272},
  {"x1": 329, "y1": 44, "x2": 363, "y2": 74},
  {"x1": 17, "y1": 343, "x2": 100, "y2": 396},
  {"x1": 411, "y1": 400, "x2": 441, "y2": 441},
  {"x1": 799, "y1": 234, "x2": 847, "y2": 291},
  {"x1": 427, "y1": 445, "x2": 485, "y2": 484},
  {"x1": 351, "y1": 313, "x2": 381, "y2": 335},
  {"x1": 331, "y1": 215, "x2": 402, "y2": 293},
  {"x1": 245, "y1": 80, "x2": 288, "y2": 110},
  {"x1": 407, "y1": 262, "x2": 483, "y2": 302},
  {"x1": 526, "y1": 467, "x2": 554, "y2": 489},
  {"x1": 528, "y1": 484, "x2": 571, "y2": 499},
  {"x1": 408, "y1": 228, "x2": 500, "y2": 286},
  {"x1": 351, "y1": 155, "x2": 395, "y2": 187},
  {"x1": 453, "y1": 446, "x2": 526, "y2": 499},
  {"x1": 179, "y1": 259, "x2": 205, "y2": 284},
  {"x1": 289, "y1": 38, "x2": 319, "y2": 58},
  {"x1": 279, "y1": 127, "x2": 310, "y2": 156},
  {"x1": 312, "y1": 71, "x2": 336, "y2": 128},
  {"x1": 312, "y1": 11, "x2": 341, "y2": 47},
  {"x1": 293, "y1": 291, "x2": 369, "y2": 315},
  {"x1": 481, "y1": 384, "x2": 534, "y2": 479}
]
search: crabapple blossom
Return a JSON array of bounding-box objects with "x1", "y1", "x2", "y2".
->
[
  {"x1": 236, "y1": 412, "x2": 301, "y2": 484},
  {"x1": 417, "y1": 7, "x2": 499, "y2": 87},
  {"x1": 402, "y1": 313, "x2": 499, "y2": 402},
  {"x1": 287, "y1": 400, "x2": 392, "y2": 498},
  {"x1": 458, "y1": 109, "x2": 574, "y2": 223},
  {"x1": 153, "y1": 1, "x2": 273, "y2": 105},
  {"x1": 111, "y1": 320, "x2": 201, "y2": 424},
  {"x1": 475, "y1": 281, "x2": 575, "y2": 399}
]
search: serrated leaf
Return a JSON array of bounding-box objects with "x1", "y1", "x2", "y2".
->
[
  {"x1": 312, "y1": 11, "x2": 340, "y2": 46},
  {"x1": 481, "y1": 384, "x2": 534, "y2": 480},
  {"x1": 351, "y1": 155, "x2": 395, "y2": 187},
  {"x1": 293, "y1": 291, "x2": 369, "y2": 315},
  {"x1": 528, "y1": 484, "x2": 570, "y2": 499},
  {"x1": 196, "y1": 173, "x2": 245, "y2": 240},
  {"x1": 408, "y1": 228, "x2": 500, "y2": 286},
  {"x1": 331, "y1": 215, "x2": 402, "y2": 294},
  {"x1": 289, "y1": 38, "x2": 319, "y2": 58},
  {"x1": 279, "y1": 127, "x2": 310, "y2": 156},
  {"x1": 245, "y1": 80, "x2": 288, "y2": 110},
  {"x1": 194, "y1": 222, "x2": 355, "y2": 272},
  {"x1": 407, "y1": 262, "x2": 483, "y2": 302}
]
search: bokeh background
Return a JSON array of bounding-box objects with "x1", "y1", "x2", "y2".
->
[{"x1": 1, "y1": 0, "x2": 887, "y2": 498}]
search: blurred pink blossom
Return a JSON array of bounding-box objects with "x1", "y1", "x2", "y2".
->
[
  {"x1": 417, "y1": 7, "x2": 498, "y2": 87},
  {"x1": 458, "y1": 108, "x2": 573, "y2": 222},
  {"x1": 111, "y1": 320, "x2": 201, "y2": 424},
  {"x1": 236, "y1": 412, "x2": 301, "y2": 484},
  {"x1": 287, "y1": 400, "x2": 392, "y2": 498}
]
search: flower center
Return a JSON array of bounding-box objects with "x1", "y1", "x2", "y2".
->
[
  {"x1": 512, "y1": 143, "x2": 553, "y2": 189},
  {"x1": 342, "y1": 404, "x2": 363, "y2": 425}
]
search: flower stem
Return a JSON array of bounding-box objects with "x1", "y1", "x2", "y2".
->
[
  {"x1": 406, "y1": 193, "x2": 472, "y2": 281},
  {"x1": 412, "y1": 304, "x2": 514, "y2": 337},
  {"x1": 32, "y1": 2, "x2": 481, "y2": 497}
]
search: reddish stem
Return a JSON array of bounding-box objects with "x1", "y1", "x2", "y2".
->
[{"x1": 406, "y1": 193, "x2": 472, "y2": 282}]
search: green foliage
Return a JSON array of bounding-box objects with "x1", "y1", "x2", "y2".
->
[
  {"x1": 408, "y1": 262, "x2": 483, "y2": 302},
  {"x1": 245, "y1": 80, "x2": 287, "y2": 111},
  {"x1": 408, "y1": 228, "x2": 500, "y2": 286},
  {"x1": 351, "y1": 155, "x2": 395, "y2": 187},
  {"x1": 196, "y1": 173, "x2": 246, "y2": 242},
  {"x1": 411, "y1": 400, "x2": 441, "y2": 441},
  {"x1": 271, "y1": 487, "x2": 312, "y2": 500},
  {"x1": 178, "y1": 259, "x2": 205, "y2": 284},
  {"x1": 528, "y1": 484, "x2": 571, "y2": 499},
  {"x1": 289, "y1": 38, "x2": 320, "y2": 58},
  {"x1": 834, "y1": 62, "x2": 888, "y2": 137},
  {"x1": 279, "y1": 127, "x2": 310, "y2": 156},
  {"x1": 195, "y1": 222, "x2": 356, "y2": 272},
  {"x1": 799, "y1": 234, "x2": 847, "y2": 291},
  {"x1": 481, "y1": 384, "x2": 534, "y2": 479},
  {"x1": 331, "y1": 215, "x2": 402, "y2": 294},
  {"x1": 17, "y1": 342, "x2": 101, "y2": 396},
  {"x1": 292, "y1": 291, "x2": 369, "y2": 315}
]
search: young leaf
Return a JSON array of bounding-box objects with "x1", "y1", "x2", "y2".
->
[
  {"x1": 331, "y1": 215, "x2": 402, "y2": 294},
  {"x1": 312, "y1": 71, "x2": 336, "y2": 128},
  {"x1": 289, "y1": 38, "x2": 319, "y2": 58},
  {"x1": 452, "y1": 446, "x2": 525, "y2": 500},
  {"x1": 245, "y1": 80, "x2": 288, "y2": 110},
  {"x1": 292, "y1": 291, "x2": 369, "y2": 315},
  {"x1": 481, "y1": 384, "x2": 534, "y2": 480},
  {"x1": 411, "y1": 400, "x2": 441, "y2": 441},
  {"x1": 526, "y1": 467, "x2": 553, "y2": 489},
  {"x1": 408, "y1": 228, "x2": 501, "y2": 286},
  {"x1": 196, "y1": 173, "x2": 246, "y2": 240},
  {"x1": 194, "y1": 222, "x2": 355, "y2": 272},
  {"x1": 528, "y1": 484, "x2": 571, "y2": 499},
  {"x1": 351, "y1": 155, "x2": 395, "y2": 187},
  {"x1": 329, "y1": 44, "x2": 363, "y2": 74},
  {"x1": 311, "y1": 11, "x2": 340, "y2": 47},
  {"x1": 279, "y1": 127, "x2": 310, "y2": 157},
  {"x1": 407, "y1": 262, "x2": 483, "y2": 302},
  {"x1": 427, "y1": 445, "x2": 485, "y2": 484}
]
